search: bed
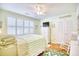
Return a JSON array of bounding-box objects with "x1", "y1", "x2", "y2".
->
[
  {"x1": 0, "y1": 34, "x2": 46, "y2": 56},
  {"x1": 16, "y1": 34, "x2": 46, "y2": 56}
]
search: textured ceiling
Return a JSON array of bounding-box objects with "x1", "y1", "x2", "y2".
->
[{"x1": 0, "y1": 3, "x2": 78, "y2": 19}]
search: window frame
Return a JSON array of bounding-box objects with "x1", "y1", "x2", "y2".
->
[{"x1": 7, "y1": 16, "x2": 35, "y2": 35}]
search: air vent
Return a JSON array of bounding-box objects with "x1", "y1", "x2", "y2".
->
[{"x1": 59, "y1": 15, "x2": 72, "y2": 19}]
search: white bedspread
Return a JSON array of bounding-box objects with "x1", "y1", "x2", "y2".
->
[
  {"x1": 16, "y1": 34, "x2": 46, "y2": 56},
  {"x1": 16, "y1": 34, "x2": 43, "y2": 43}
]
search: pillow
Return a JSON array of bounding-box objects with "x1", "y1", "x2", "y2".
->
[{"x1": 0, "y1": 35, "x2": 16, "y2": 46}]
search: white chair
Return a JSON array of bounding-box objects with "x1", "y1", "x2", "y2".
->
[{"x1": 70, "y1": 40, "x2": 79, "y2": 56}]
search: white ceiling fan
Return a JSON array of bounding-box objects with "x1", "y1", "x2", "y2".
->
[{"x1": 34, "y1": 4, "x2": 46, "y2": 15}]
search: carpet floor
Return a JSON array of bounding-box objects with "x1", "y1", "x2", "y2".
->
[{"x1": 42, "y1": 43, "x2": 69, "y2": 56}]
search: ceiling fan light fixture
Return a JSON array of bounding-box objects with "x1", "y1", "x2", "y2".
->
[{"x1": 34, "y1": 4, "x2": 46, "y2": 15}]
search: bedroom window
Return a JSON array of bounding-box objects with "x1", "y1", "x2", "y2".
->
[
  {"x1": 29, "y1": 21, "x2": 34, "y2": 33},
  {"x1": 16, "y1": 19, "x2": 24, "y2": 35},
  {"x1": 24, "y1": 20, "x2": 30, "y2": 34},
  {"x1": 7, "y1": 16, "x2": 35, "y2": 35},
  {"x1": 7, "y1": 17, "x2": 16, "y2": 35},
  {"x1": 24, "y1": 20, "x2": 34, "y2": 34}
]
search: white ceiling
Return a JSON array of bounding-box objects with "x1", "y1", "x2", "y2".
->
[{"x1": 0, "y1": 3, "x2": 78, "y2": 19}]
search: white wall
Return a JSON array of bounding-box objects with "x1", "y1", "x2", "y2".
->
[
  {"x1": 0, "y1": 9, "x2": 41, "y2": 34},
  {"x1": 42, "y1": 12, "x2": 78, "y2": 44},
  {"x1": 76, "y1": 4, "x2": 79, "y2": 34}
]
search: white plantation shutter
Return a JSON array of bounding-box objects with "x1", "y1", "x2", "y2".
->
[{"x1": 7, "y1": 16, "x2": 35, "y2": 35}]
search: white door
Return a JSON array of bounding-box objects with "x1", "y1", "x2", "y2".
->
[{"x1": 54, "y1": 17, "x2": 73, "y2": 44}]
